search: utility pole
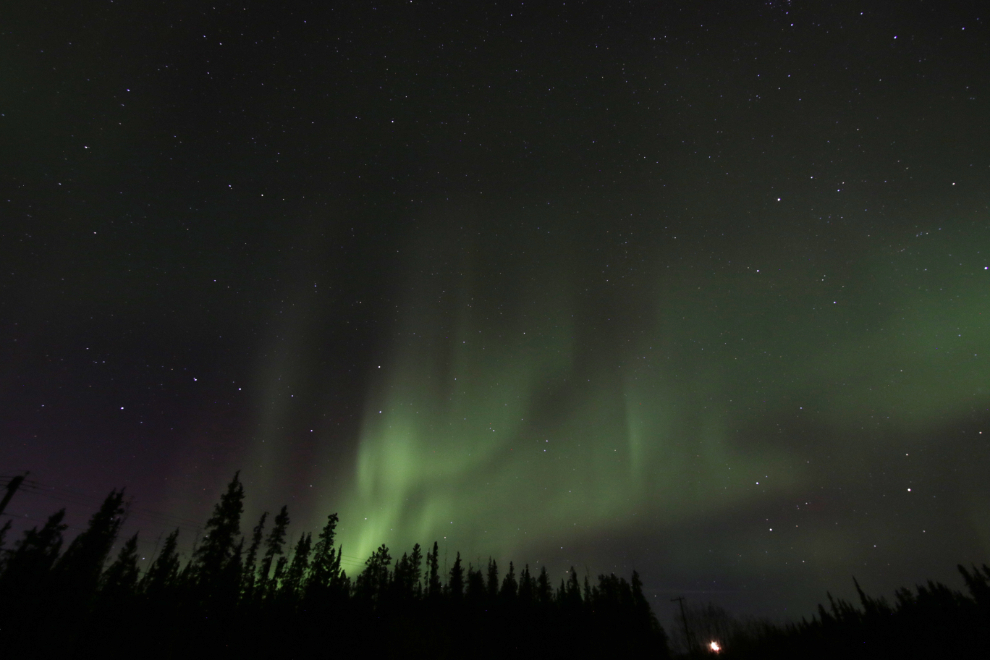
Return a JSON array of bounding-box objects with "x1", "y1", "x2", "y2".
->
[
  {"x1": 672, "y1": 595, "x2": 696, "y2": 655},
  {"x1": 0, "y1": 473, "x2": 28, "y2": 518}
]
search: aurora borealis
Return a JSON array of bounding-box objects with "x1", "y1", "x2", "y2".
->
[{"x1": 1, "y1": 1, "x2": 988, "y2": 620}]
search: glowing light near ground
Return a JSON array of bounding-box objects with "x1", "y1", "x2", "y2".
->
[{"x1": 709, "y1": 640, "x2": 721, "y2": 653}]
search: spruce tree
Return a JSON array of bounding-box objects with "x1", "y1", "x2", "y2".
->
[
  {"x1": 392, "y1": 552, "x2": 412, "y2": 598},
  {"x1": 409, "y1": 542, "x2": 423, "y2": 597},
  {"x1": 958, "y1": 563, "x2": 990, "y2": 608},
  {"x1": 448, "y1": 552, "x2": 464, "y2": 600},
  {"x1": 358, "y1": 544, "x2": 391, "y2": 604},
  {"x1": 193, "y1": 472, "x2": 244, "y2": 593},
  {"x1": 141, "y1": 529, "x2": 180, "y2": 598},
  {"x1": 283, "y1": 532, "x2": 312, "y2": 597},
  {"x1": 242, "y1": 512, "x2": 267, "y2": 600},
  {"x1": 424, "y1": 546, "x2": 432, "y2": 593},
  {"x1": 217, "y1": 538, "x2": 244, "y2": 608},
  {"x1": 500, "y1": 561, "x2": 518, "y2": 600},
  {"x1": 371, "y1": 543, "x2": 392, "y2": 597},
  {"x1": 271, "y1": 554, "x2": 288, "y2": 594},
  {"x1": 0, "y1": 510, "x2": 70, "y2": 655},
  {"x1": 466, "y1": 565, "x2": 485, "y2": 603},
  {"x1": 0, "y1": 518, "x2": 11, "y2": 559},
  {"x1": 486, "y1": 558, "x2": 499, "y2": 601},
  {"x1": 307, "y1": 512, "x2": 338, "y2": 592},
  {"x1": 630, "y1": 570, "x2": 661, "y2": 635},
  {"x1": 0, "y1": 508, "x2": 67, "y2": 604},
  {"x1": 566, "y1": 567, "x2": 581, "y2": 605},
  {"x1": 101, "y1": 533, "x2": 140, "y2": 600},
  {"x1": 518, "y1": 565, "x2": 534, "y2": 604},
  {"x1": 536, "y1": 565, "x2": 552, "y2": 604},
  {"x1": 426, "y1": 541, "x2": 441, "y2": 598},
  {"x1": 0, "y1": 520, "x2": 9, "y2": 579},
  {"x1": 52, "y1": 489, "x2": 127, "y2": 602},
  {"x1": 327, "y1": 545, "x2": 345, "y2": 593},
  {"x1": 258, "y1": 505, "x2": 290, "y2": 595}
]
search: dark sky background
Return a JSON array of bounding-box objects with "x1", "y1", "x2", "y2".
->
[{"x1": 2, "y1": 0, "x2": 988, "y2": 624}]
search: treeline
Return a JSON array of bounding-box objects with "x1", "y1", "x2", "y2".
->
[
  {"x1": 0, "y1": 473, "x2": 667, "y2": 659},
  {"x1": 712, "y1": 567, "x2": 990, "y2": 659},
  {"x1": 665, "y1": 570, "x2": 990, "y2": 659}
]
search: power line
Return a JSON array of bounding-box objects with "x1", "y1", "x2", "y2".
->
[{"x1": 1, "y1": 509, "x2": 90, "y2": 534}]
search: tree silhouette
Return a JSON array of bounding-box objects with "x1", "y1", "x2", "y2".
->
[
  {"x1": 535, "y1": 565, "x2": 553, "y2": 604},
  {"x1": 0, "y1": 518, "x2": 11, "y2": 559},
  {"x1": 258, "y1": 505, "x2": 290, "y2": 596},
  {"x1": 307, "y1": 512, "x2": 338, "y2": 592},
  {"x1": 630, "y1": 570, "x2": 660, "y2": 634},
  {"x1": 0, "y1": 473, "x2": 680, "y2": 659},
  {"x1": 500, "y1": 561, "x2": 518, "y2": 601},
  {"x1": 216, "y1": 537, "x2": 244, "y2": 609},
  {"x1": 426, "y1": 541, "x2": 441, "y2": 598},
  {"x1": 392, "y1": 549, "x2": 425, "y2": 601},
  {"x1": 0, "y1": 508, "x2": 67, "y2": 609},
  {"x1": 958, "y1": 563, "x2": 990, "y2": 609},
  {"x1": 357, "y1": 543, "x2": 391, "y2": 604},
  {"x1": 408, "y1": 542, "x2": 423, "y2": 598},
  {"x1": 466, "y1": 564, "x2": 486, "y2": 604},
  {"x1": 486, "y1": 558, "x2": 499, "y2": 602},
  {"x1": 52, "y1": 489, "x2": 127, "y2": 603},
  {"x1": 101, "y1": 532, "x2": 140, "y2": 600},
  {"x1": 564, "y1": 567, "x2": 581, "y2": 607},
  {"x1": 141, "y1": 528, "x2": 180, "y2": 598},
  {"x1": 282, "y1": 532, "x2": 312, "y2": 597},
  {"x1": 242, "y1": 511, "x2": 267, "y2": 600},
  {"x1": 518, "y1": 564, "x2": 534, "y2": 605},
  {"x1": 448, "y1": 552, "x2": 464, "y2": 600},
  {"x1": 193, "y1": 472, "x2": 244, "y2": 597}
]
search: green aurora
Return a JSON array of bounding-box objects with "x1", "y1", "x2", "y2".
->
[
  {"x1": 255, "y1": 215, "x2": 990, "y2": 585},
  {"x1": 4, "y1": 0, "x2": 989, "y2": 625}
]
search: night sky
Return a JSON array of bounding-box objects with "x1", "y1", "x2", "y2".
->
[{"x1": 2, "y1": 0, "x2": 988, "y2": 622}]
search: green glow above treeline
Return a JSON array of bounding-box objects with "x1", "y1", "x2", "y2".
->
[{"x1": 317, "y1": 218, "x2": 988, "y2": 565}]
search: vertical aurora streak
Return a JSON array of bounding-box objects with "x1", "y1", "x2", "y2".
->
[
  {"x1": 317, "y1": 216, "x2": 989, "y2": 574},
  {"x1": 3, "y1": 1, "x2": 987, "y2": 620}
]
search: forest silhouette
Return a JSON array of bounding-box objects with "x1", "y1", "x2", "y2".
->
[
  {"x1": 0, "y1": 473, "x2": 663, "y2": 658},
  {"x1": 0, "y1": 472, "x2": 988, "y2": 659}
]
